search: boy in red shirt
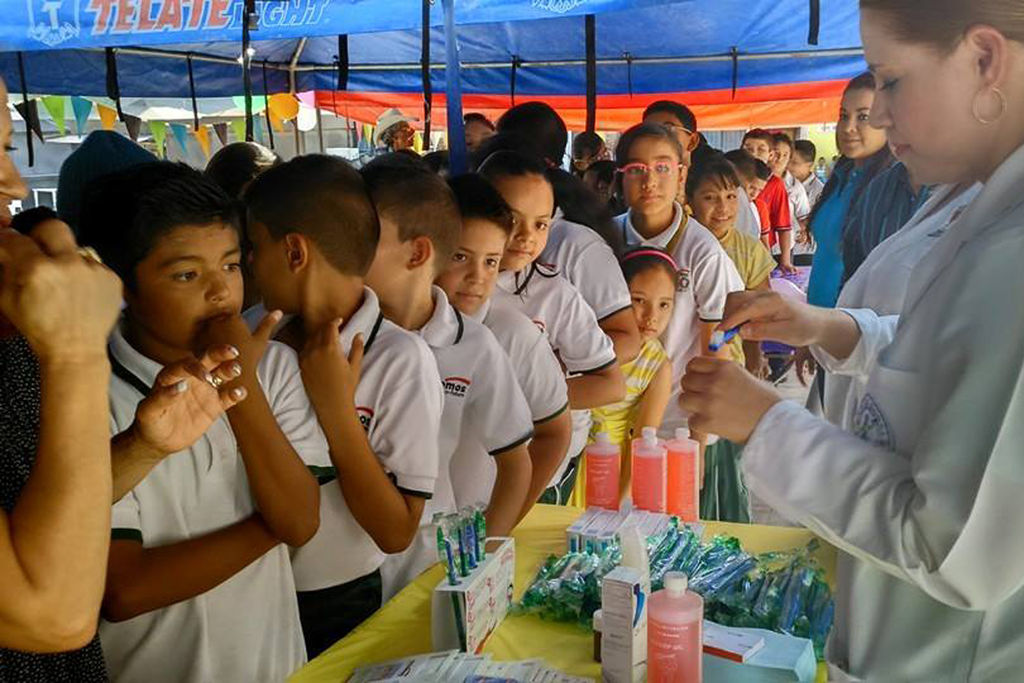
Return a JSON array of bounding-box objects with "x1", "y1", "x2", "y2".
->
[{"x1": 742, "y1": 129, "x2": 796, "y2": 273}]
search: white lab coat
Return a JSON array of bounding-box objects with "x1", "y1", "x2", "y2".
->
[
  {"x1": 821, "y1": 182, "x2": 983, "y2": 431},
  {"x1": 740, "y1": 141, "x2": 1024, "y2": 681}
]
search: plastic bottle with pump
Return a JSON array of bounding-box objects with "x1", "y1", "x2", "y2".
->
[
  {"x1": 631, "y1": 426, "x2": 667, "y2": 512},
  {"x1": 585, "y1": 432, "x2": 621, "y2": 510},
  {"x1": 647, "y1": 571, "x2": 704, "y2": 682},
  {"x1": 665, "y1": 429, "x2": 700, "y2": 522}
]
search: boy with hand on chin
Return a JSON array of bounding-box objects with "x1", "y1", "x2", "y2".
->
[
  {"x1": 78, "y1": 162, "x2": 324, "y2": 683},
  {"x1": 361, "y1": 156, "x2": 534, "y2": 599},
  {"x1": 438, "y1": 174, "x2": 572, "y2": 518},
  {"x1": 242, "y1": 155, "x2": 444, "y2": 656}
]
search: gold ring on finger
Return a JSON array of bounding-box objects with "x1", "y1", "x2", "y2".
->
[{"x1": 77, "y1": 246, "x2": 104, "y2": 265}]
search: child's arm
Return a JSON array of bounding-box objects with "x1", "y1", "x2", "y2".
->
[
  {"x1": 632, "y1": 362, "x2": 673, "y2": 433},
  {"x1": 522, "y1": 408, "x2": 572, "y2": 517},
  {"x1": 201, "y1": 314, "x2": 320, "y2": 547},
  {"x1": 102, "y1": 516, "x2": 278, "y2": 622},
  {"x1": 777, "y1": 229, "x2": 797, "y2": 274},
  {"x1": 299, "y1": 322, "x2": 428, "y2": 553},
  {"x1": 743, "y1": 277, "x2": 773, "y2": 376},
  {"x1": 487, "y1": 445, "x2": 532, "y2": 536},
  {"x1": 598, "y1": 308, "x2": 642, "y2": 364},
  {"x1": 567, "y1": 362, "x2": 626, "y2": 409}
]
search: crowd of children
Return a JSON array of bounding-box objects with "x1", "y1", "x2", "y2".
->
[{"x1": 2, "y1": 91, "x2": 838, "y2": 681}]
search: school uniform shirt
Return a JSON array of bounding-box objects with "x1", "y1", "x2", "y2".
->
[
  {"x1": 757, "y1": 175, "x2": 793, "y2": 248},
  {"x1": 541, "y1": 212, "x2": 634, "y2": 321},
  {"x1": 783, "y1": 171, "x2": 812, "y2": 222},
  {"x1": 742, "y1": 142, "x2": 1024, "y2": 681},
  {"x1": 0, "y1": 336, "x2": 108, "y2": 683},
  {"x1": 716, "y1": 227, "x2": 776, "y2": 365},
  {"x1": 280, "y1": 288, "x2": 445, "y2": 594},
  {"x1": 101, "y1": 328, "x2": 329, "y2": 683},
  {"x1": 802, "y1": 173, "x2": 825, "y2": 207},
  {"x1": 493, "y1": 265, "x2": 618, "y2": 481},
  {"x1": 450, "y1": 298, "x2": 569, "y2": 509},
  {"x1": 380, "y1": 287, "x2": 533, "y2": 598},
  {"x1": 735, "y1": 190, "x2": 763, "y2": 240},
  {"x1": 615, "y1": 204, "x2": 744, "y2": 437}
]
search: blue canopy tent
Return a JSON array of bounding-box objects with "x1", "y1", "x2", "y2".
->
[{"x1": 0, "y1": 0, "x2": 864, "y2": 168}]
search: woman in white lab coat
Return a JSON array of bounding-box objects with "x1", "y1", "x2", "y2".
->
[{"x1": 679, "y1": 2, "x2": 1024, "y2": 681}]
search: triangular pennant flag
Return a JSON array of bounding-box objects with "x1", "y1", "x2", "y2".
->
[
  {"x1": 148, "y1": 120, "x2": 167, "y2": 156},
  {"x1": 40, "y1": 96, "x2": 66, "y2": 136},
  {"x1": 97, "y1": 103, "x2": 118, "y2": 131},
  {"x1": 123, "y1": 114, "x2": 142, "y2": 141},
  {"x1": 267, "y1": 107, "x2": 285, "y2": 133},
  {"x1": 254, "y1": 118, "x2": 265, "y2": 143},
  {"x1": 230, "y1": 118, "x2": 246, "y2": 142},
  {"x1": 14, "y1": 100, "x2": 44, "y2": 143},
  {"x1": 71, "y1": 97, "x2": 94, "y2": 136},
  {"x1": 194, "y1": 125, "x2": 211, "y2": 158},
  {"x1": 170, "y1": 123, "x2": 190, "y2": 155},
  {"x1": 213, "y1": 122, "x2": 229, "y2": 146},
  {"x1": 413, "y1": 132, "x2": 423, "y2": 154},
  {"x1": 363, "y1": 123, "x2": 374, "y2": 146}
]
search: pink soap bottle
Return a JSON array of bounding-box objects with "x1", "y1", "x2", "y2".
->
[
  {"x1": 585, "y1": 432, "x2": 620, "y2": 510},
  {"x1": 666, "y1": 429, "x2": 700, "y2": 522},
  {"x1": 631, "y1": 426, "x2": 666, "y2": 512},
  {"x1": 648, "y1": 572, "x2": 704, "y2": 683}
]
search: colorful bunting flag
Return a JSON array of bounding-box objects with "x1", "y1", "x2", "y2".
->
[
  {"x1": 170, "y1": 123, "x2": 190, "y2": 155},
  {"x1": 40, "y1": 95, "x2": 66, "y2": 136},
  {"x1": 124, "y1": 114, "x2": 142, "y2": 142},
  {"x1": 213, "y1": 122, "x2": 229, "y2": 146},
  {"x1": 97, "y1": 103, "x2": 118, "y2": 131},
  {"x1": 71, "y1": 97, "x2": 93, "y2": 136},
  {"x1": 148, "y1": 120, "x2": 167, "y2": 156},
  {"x1": 230, "y1": 118, "x2": 246, "y2": 142},
  {"x1": 13, "y1": 100, "x2": 44, "y2": 143},
  {"x1": 194, "y1": 125, "x2": 211, "y2": 158}
]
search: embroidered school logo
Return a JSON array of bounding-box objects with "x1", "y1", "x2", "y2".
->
[
  {"x1": 675, "y1": 268, "x2": 691, "y2": 292},
  {"x1": 355, "y1": 406, "x2": 374, "y2": 432},
  {"x1": 853, "y1": 393, "x2": 894, "y2": 450},
  {"x1": 26, "y1": 0, "x2": 81, "y2": 47},
  {"x1": 443, "y1": 376, "x2": 471, "y2": 399}
]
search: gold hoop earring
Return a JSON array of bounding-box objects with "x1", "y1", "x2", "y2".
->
[{"x1": 973, "y1": 87, "x2": 1007, "y2": 125}]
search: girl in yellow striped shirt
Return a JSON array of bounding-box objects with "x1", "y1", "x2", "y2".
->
[{"x1": 571, "y1": 247, "x2": 674, "y2": 505}]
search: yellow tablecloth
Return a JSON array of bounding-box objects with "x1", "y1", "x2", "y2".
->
[{"x1": 290, "y1": 505, "x2": 836, "y2": 682}]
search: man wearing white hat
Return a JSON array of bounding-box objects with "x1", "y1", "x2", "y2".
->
[{"x1": 375, "y1": 108, "x2": 418, "y2": 155}]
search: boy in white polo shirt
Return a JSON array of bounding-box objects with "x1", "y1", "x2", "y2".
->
[
  {"x1": 438, "y1": 173, "x2": 572, "y2": 516},
  {"x1": 479, "y1": 151, "x2": 626, "y2": 504},
  {"x1": 77, "y1": 163, "x2": 324, "y2": 683},
  {"x1": 241, "y1": 154, "x2": 445, "y2": 656},
  {"x1": 612, "y1": 124, "x2": 744, "y2": 445},
  {"x1": 361, "y1": 156, "x2": 534, "y2": 599}
]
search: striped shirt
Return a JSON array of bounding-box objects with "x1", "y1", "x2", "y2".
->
[
  {"x1": 841, "y1": 161, "x2": 932, "y2": 283},
  {"x1": 590, "y1": 338, "x2": 669, "y2": 446}
]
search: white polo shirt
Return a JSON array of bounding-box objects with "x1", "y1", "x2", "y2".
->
[
  {"x1": 541, "y1": 212, "x2": 634, "y2": 321},
  {"x1": 276, "y1": 288, "x2": 445, "y2": 593},
  {"x1": 616, "y1": 204, "x2": 744, "y2": 437},
  {"x1": 450, "y1": 298, "x2": 570, "y2": 508},
  {"x1": 784, "y1": 171, "x2": 812, "y2": 221},
  {"x1": 493, "y1": 264, "x2": 618, "y2": 481},
  {"x1": 381, "y1": 287, "x2": 533, "y2": 598},
  {"x1": 101, "y1": 327, "x2": 326, "y2": 683},
  {"x1": 737, "y1": 190, "x2": 763, "y2": 240}
]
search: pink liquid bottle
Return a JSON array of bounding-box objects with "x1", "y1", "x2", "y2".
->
[
  {"x1": 648, "y1": 572, "x2": 704, "y2": 683},
  {"x1": 666, "y1": 429, "x2": 700, "y2": 522},
  {"x1": 585, "y1": 432, "x2": 620, "y2": 510},
  {"x1": 631, "y1": 426, "x2": 666, "y2": 512}
]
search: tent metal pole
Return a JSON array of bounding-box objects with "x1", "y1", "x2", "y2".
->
[
  {"x1": 102, "y1": 46, "x2": 864, "y2": 72},
  {"x1": 316, "y1": 106, "x2": 325, "y2": 153},
  {"x1": 288, "y1": 37, "x2": 307, "y2": 94},
  {"x1": 584, "y1": 14, "x2": 596, "y2": 133},
  {"x1": 241, "y1": 0, "x2": 255, "y2": 141},
  {"x1": 421, "y1": 0, "x2": 432, "y2": 150},
  {"x1": 442, "y1": 0, "x2": 467, "y2": 174}
]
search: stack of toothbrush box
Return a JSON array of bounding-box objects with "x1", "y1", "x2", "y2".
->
[
  {"x1": 348, "y1": 650, "x2": 592, "y2": 683},
  {"x1": 566, "y1": 507, "x2": 703, "y2": 553}
]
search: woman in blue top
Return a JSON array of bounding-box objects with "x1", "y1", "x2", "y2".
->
[{"x1": 806, "y1": 73, "x2": 892, "y2": 309}]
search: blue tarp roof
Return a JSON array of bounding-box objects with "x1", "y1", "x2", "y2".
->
[{"x1": 0, "y1": 0, "x2": 864, "y2": 99}]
